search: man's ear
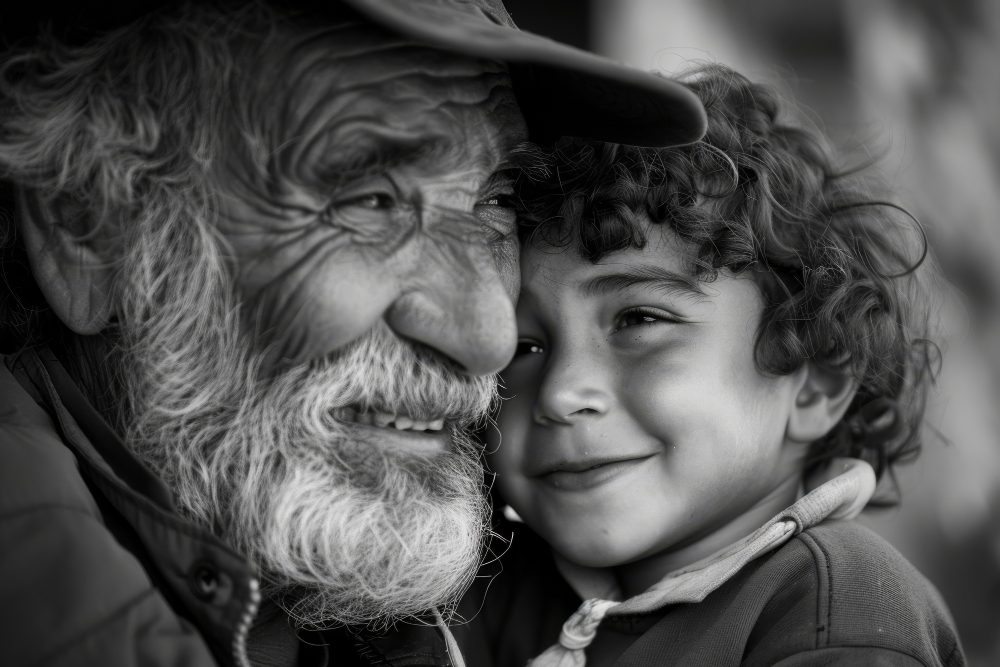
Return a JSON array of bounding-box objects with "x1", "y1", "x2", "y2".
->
[
  {"x1": 16, "y1": 187, "x2": 117, "y2": 335},
  {"x1": 787, "y1": 362, "x2": 859, "y2": 443}
]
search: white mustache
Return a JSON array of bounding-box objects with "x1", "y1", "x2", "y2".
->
[{"x1": 301, "y1": 321, "x2": 497, "y2": 429}]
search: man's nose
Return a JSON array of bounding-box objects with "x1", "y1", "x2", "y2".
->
[
  {"x1": 384, "y1": 258, "x2": 517, "y2": 376},
  {"x1": 533, "y1": 348, "x2": 612, "y2": 425}
]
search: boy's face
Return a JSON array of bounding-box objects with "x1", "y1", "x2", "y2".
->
[{"x1": 489, "y1": 223, "x2": 808, "y2": 568}]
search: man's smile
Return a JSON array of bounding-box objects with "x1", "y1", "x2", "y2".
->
[
  {"x1": 332, "y1": 407, "x2": 446, "y2": 432},
  {"x1": 333, "y1": 407, "x2": 452, "y2": 454}
]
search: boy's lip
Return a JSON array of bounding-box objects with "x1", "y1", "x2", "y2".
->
[{"x1": 532, "y1": 454, "x2": 657, "y2": 491}]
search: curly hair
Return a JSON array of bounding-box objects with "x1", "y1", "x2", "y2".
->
[{"x1": 516, "y1": 65, "x2": 941, "y2": 496}]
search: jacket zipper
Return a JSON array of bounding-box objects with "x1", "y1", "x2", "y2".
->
[{"x1": 231, "y1": 577, "x2": 261, "y2": 667}]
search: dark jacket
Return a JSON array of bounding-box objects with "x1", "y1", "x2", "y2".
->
[
  {"x1": 0, "y1": 347, "x2": 454, "y2": 667},
  {"x1": 454, "y1": 517, "x2": 966, "y2": 667}
]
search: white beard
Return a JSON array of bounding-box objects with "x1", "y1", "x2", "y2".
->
[{"x1": 115, "y1": 221, "x2": 495, "y2": 627}]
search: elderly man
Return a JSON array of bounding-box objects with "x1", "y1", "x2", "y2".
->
[{"x1": 0, "y1": 1, "x2": 704, "y2": 665}]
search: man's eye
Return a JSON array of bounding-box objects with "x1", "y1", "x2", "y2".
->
[
  {"x1": 476, "y1": 193, "x2": 516, "y2": 208},
  {"x1": 514, "y1": 339, "x2": 545, "y2": 357},
  {"x1": 334, "y1": 193, "x2": 394, "y2": 211},
  {"x1": 476, "y1": 194, "x2": 518, "y2": 246}
]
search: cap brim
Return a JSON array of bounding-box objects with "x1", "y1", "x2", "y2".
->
[{"x1": 343, "y1": 0, "x2": 707, "y2": 148}]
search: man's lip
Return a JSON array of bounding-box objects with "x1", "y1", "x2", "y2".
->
[
  {"x1": 344, "y1": 421, "x2": 450, "y2": 455},
  {"x1": 332, "y1": 407, "x2": 446, "y2": 432},
  {"x1": 532, "y1": 455, "x2": 656, "y2": 492}
]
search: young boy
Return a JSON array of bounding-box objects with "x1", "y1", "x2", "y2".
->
[{"x1": 453, "y1": 66, "x2": 964, "y2": 667}]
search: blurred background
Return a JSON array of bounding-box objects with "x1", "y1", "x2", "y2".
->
[{"x1": 503, "y1": 0, "x2": 1000, "y2": 663}]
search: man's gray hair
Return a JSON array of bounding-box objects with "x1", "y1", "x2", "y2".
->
[{"x1": 0, "y1": 4, "x2": 500, "y2": 627}]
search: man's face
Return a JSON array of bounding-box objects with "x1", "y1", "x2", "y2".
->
[
  {"x1": 219, "y1": 31, "x2": 528, "y2": 384},
  {"x1": 116, "y1": 27, "x2": 530, "y2": 626}
]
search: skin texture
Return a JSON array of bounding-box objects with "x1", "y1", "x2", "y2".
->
[
  {"x1": 218, "y1": 31, "x2": 528, "y2": 376},
  {"x1": 12, "y1": 25, "x2": 533, "y2": 623},
  {"x1": 489, "y1": 221, "x2": 856, "y2": 598},
  {"x1": 20, "y1": 27, "x2": 528, "y2": 381}
]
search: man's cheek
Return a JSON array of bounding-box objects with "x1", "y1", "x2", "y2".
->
[{"x1": 240, "y1": 257, "x2": 400, "y2": 371}]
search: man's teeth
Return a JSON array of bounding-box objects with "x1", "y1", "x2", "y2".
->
[{"x1": 333, "y1": 409, "x2": 445, "y2": 432}]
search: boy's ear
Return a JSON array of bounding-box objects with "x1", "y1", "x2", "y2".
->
[
  {"x1": 16, "y1": 187, "x2": 117, "y2": 335},
  {"x1": 787, "y1": 362, "x2": 859, "y2": 443}
]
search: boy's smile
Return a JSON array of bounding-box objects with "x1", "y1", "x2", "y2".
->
[
  {"x1": 532, "y1": 453, "x2": 658, "y2": 489},
  {"x1": 489, "y1": 220, "x2": 826, "y2": 595}
]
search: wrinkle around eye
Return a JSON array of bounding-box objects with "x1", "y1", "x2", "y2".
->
[
  {"x1": 321, "y1": 202, "x2": 419, "y2": 250},
  {"x1": 237, "y1": 225, "x2": 356, "y2": 293},
  {"x1": 474, "y1": 204, "x2": 517, "y2": 243},
  {"x1": 421, "y1": 205, "x2": 494, "y2": 246}
]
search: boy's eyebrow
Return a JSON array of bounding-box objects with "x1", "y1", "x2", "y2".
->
[{"x1": 581, "y1": 266, "x2": 707, "y2": 299}]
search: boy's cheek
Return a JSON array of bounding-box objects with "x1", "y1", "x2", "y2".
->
[
  {"x1": 493, "y1": 376, "x2": 536, "y2": 450},
  {"x1": 527, "y1": 468, "x2": 701, "y2": 567},
  {"x1": 489, "y1": 395, "x2": 534, "y2": 481}
]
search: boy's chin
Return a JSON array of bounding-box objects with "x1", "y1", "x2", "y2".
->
[
  {"x1": 545, "y1": 526, "x2": 659, "y2": 570},
  {"x1": 520, "y1": 499, "x2": 673, "y2": 570}
]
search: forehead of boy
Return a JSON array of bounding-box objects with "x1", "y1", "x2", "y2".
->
[
  {"x1": 525, "y1": 218, "x2": 709, "y2": 302},
  {"x1": 576, "y1": 264, "x2": 707, "y2": 301}
]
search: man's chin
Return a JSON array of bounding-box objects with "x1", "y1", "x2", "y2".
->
[
  {"x1": 257, "y1": 465, "x2": 487, "y2": 627},
  {"x1": 240, "y1": 422, "x2": 489, "y2": 628}
]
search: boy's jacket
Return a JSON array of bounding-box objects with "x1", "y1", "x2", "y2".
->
[
  {"x1": 455, "y1": 485, "x2": 966, "y2": 667},
  {"x1": 0, "y1": 347, "x2": 457, "y2": 667}
]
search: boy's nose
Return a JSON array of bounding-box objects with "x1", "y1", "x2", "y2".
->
[{"x1": 533, "y1": 373, "x2": 612, "y2": 425}]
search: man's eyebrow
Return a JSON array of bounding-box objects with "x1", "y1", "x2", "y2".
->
[
  {"x1": 580, "y1": 266, "x2": 707, "y2": 299},
  {"x1": 313, "y1": 134, "x2": 440, "y2": 185}
]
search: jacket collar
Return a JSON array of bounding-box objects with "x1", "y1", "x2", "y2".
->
[
  {"x1": 3, "y1": 346, "x2": 459, "y2": 667},
  {"x1": 5, "y1": 347, "x2": 261, "y2": 667}
]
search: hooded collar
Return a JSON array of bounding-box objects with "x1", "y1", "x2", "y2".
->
[{"x1": 529, "y1": 458, "x2": 877, "y2": 667}]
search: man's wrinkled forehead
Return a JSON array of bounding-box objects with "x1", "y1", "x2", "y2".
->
[{"x1": 268, "y1": 24, "x2": 527, "y2": 185}]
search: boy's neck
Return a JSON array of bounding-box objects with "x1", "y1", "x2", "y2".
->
[{"x1": 613, "y1": 475, "x2": 802, "y2": 599}]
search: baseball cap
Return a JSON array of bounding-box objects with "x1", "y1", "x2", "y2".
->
[{"x1": 1, "y1": 0, "x2": 707, "y2": 147}]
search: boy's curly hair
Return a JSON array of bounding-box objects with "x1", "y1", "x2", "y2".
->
[{"x1": 517, "y1": 65, "x2": 941, "y2": 497}]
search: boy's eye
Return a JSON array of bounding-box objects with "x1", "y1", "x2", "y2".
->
[
  {"x1": 614, "y1": 308, "x2": 681, "y2": 331},
  {"x1": 619, "y1": 312, "x2": 659, "y2": 328},
  {"x1": 514, "y1": 338, "x2": 545, "y2": 357}
]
